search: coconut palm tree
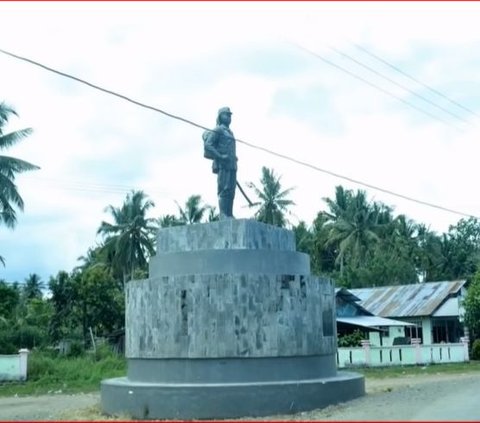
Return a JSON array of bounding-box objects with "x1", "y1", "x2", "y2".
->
[
  {"x1": 97, "y1": 190, "x2": 157, "y2": 285},
  {"x1": 158, "y1": 214, "x2": 183, "y2": 228},
  {"x1": 323, "y1": 187, "x2": 384, "y2": 274},
  {"x1": 23, "y1": 273, "x2": 45, "y2": 300},
  {"x1": 247, "y1": 167, "x2": 295, "y2": 228},
  {"x1": 0, "y1": 103, "x2": 39, "y2": 266},
  {"x1": 0, "y1": 102, "x2": 39, "y2": 229},
  {"x1": 176, "y1": 195, "x2": 209, "y2": 225},
  {"x1": 74, "y1": 245, "x2": 112, "y2": 274},
  {"x1": 207, "y1": 206, "x2": 220, "y2": 222}
]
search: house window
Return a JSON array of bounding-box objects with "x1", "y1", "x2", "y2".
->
[
  {"x1": 405, "y1": 319, "x2": 423, "y2": 342},
  {"x1": 432, "y1": 317, "x2": 464, "y2": 343}
]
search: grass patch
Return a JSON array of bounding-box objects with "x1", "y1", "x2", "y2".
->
[
  {"x1": 0, "y1": 347, "x2": 126, "y2": 397},
  {"x1": 357, "y1": 360, "x2": 480, "y2": 379}
]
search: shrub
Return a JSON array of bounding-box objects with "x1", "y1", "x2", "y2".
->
[
  {"x1": 0, "y1": 329, "x2": 16, "y2": 354},
  {"x1": 9, "y1": 326, "x2": 46, "y2": 350},
  {"x1": 93, "y1": 343, "x2": 117, "y2": 361},
  {"x1": 28, "y1": 351, "x2": 57, "y2": 381},
  {"x1": 472, "y1": 339, "x2": 480, "y2": 360},
  {"x1": 67, "y1": 341, "x2": 85, "y2": 358},
  {"x1": 338, "y1": 329, "x2": 365, "y2": 347}
]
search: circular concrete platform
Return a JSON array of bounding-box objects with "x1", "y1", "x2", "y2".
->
[{"x1": 101, "y1": 371, "x2": 365, "y2": 419}]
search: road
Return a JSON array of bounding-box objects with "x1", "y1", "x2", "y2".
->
[
  {"x1": 408, "y1": 374, "x2": 480, "y2": 421},
  {"x1": 0, "y1": 372, "x2": 479, "y2": 421}
]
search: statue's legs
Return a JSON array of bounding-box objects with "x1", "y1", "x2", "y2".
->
[{"x1": 217, "y1": 168, "x2": 236, "y2": 219}]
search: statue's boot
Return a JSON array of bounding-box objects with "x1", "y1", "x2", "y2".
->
[
  {"x1": 219, "y1": 197, "x2": 230, "y2": 220},
  {"x1": 227, "y1": 197, "x2": 235, "y2": 219}
]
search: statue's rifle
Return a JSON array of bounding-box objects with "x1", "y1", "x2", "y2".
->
[{"x1": 236, "y1": 181, "x2": 253, "y2": 207}]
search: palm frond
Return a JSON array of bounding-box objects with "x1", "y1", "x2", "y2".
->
[
  {"x1": 0, "y1": 102, "x2": 17, "y2": 119},
  {"x1": 0, "y1": 155, "x2": 39, "y2": 175},
  {"x1": 0, "y1": 129, "x2": 34, "y2": 149}
]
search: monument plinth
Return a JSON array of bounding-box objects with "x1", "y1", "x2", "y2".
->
[{"x1": 101, "y1": 219, "x2": 364, "y2": 419}]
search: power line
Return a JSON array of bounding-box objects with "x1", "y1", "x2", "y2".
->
[
  {"x1": 18, "y1": 177, "x2": 193, "y2": 209},
  {"x1": 21, "y1": 176, "x2": 172, "y2": 196},
  {"x1": 290, "y1": 42, "x2": 464, "y2": 131},
  {"x1": 0, "y1": 48, "x2": 210, "y2": 134},
  {"x1": 353, "y1": 43, "x2": 480, "y2": 120},
  {"x1": 1, "y1": 47, "x2": 478, "y2": 221},
  {"x1": 328, "y1": 45, "x2": 472, "y2": 125}
]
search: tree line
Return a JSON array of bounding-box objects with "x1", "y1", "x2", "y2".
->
[{"x1": 1, "y1": 102, "x2": 480, "y2": 352}]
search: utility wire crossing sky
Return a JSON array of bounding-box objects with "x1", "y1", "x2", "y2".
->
[
  {"x1": 1, "y1": 45, "x2": 478, "y2": 220},
  {"x1": 1, "y1": 1, "x2": 480, "y2": 282}
]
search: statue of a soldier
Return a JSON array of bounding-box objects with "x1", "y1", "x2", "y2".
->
[{"x1": 203, "y1": 107, "x2": 237, "y2": 219}]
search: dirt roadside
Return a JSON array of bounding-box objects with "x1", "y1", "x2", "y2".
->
[{"x1": 0, "y1": 371, "x2": 479, "y2": 421}]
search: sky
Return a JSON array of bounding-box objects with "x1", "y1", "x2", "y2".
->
[{"x1": 1, "y1": 1, "x2": 480, "y2": 284}]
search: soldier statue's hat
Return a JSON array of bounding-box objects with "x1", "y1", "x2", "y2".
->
[{"x1": 218, "y1": 107, "x2": 232, "y2": 116}]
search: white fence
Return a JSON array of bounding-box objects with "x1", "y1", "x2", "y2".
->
[
  {"x1": 0, "y1": 349, "x2": 29, "y2": 381},
  {"x1": 337, "y1": 338, "x2": 470, "y2": 368}
]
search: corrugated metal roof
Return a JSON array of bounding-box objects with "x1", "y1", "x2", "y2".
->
[
  {"x1": 335, "y1": 287, "x2": 362, "y2": 302},
  {"x1": 337, "y1": 315, "x2": 416, "y2": 328},
  {"x1": 349, "y1": 280, "x2": 467, "y2": 318}
]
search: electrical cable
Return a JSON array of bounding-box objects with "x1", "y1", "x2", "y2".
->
[
  {"x1": 328, "y1": 45, "x2": 471, "y2": 125},
  {"x1": 1, "y1": 47, "x2": 478, "y2": 220},
  {"x1": 290, "y1": 42, "x2": 465, "y2": 131},
  {"x1": 353, "y1": 43, "x2": 480, "y2": 120}
]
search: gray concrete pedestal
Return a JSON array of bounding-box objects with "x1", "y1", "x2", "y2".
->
[{"x1": 101, "y1": 219, "x2": 365, "y2": 419}]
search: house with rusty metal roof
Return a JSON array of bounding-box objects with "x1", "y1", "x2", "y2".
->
[
  {"x1": 335, "y1": 287, "x2": 415, "y2": 347},
  {"x1": 349, "y1": 280, "x2": 468, "y2": 345}
]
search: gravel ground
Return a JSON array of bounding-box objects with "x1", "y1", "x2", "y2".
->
[{"x1": 1, "y1": 371, "x2": 479, "y2": 421}]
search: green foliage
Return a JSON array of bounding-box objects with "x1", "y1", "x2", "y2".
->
[
  {"x1": 22, "y1": 273, "x2": 45, "y2": 300},
  {"x1": 67, "y1": 340, "x2": 85, "y2": 358},
  {"x1": 49, "y1": 267, "x2": 124, "y2": 347},
  {"x1": 464, "y1": 272, "x2": 480, "y2": 341},
  {"x1": 9, "y1": 325, "x2": 46, "y2": 349},
  {"x1": 48, "y1": 271, "x2": 78, "y2": 342},
  {"x1": 24, "y1": 298, "x2": 53, "y2": 329},
  {"x1": 158, "y1": 197, "x2": 219, "y2": 228},
  {"x1": 324, "y1": 188, "x2": 384, "y2": 272},
  {"x1": 207, "y1": 206, "x2": 220, "y2": 222},
  {"x1": 97, "y1": 190, "x2": 157, "y2": 283},
  {"x1": 0, "y1": 280, "x2": 19, "y2": 319},
  {"x1": 27, "y1": 350, "x2": 58, "y2": 379},
  {"x1": 471, "y1": 339, "x2": 480, "y2": 360},
  {"x1": 337, "y1": 329, "x2": 365, "y2": 347},
  {"x1": 300, "y1": 185, "x2": 480, "y2": 288},
  {"x1": 0, "y1": 102, "x2": 39, "y2": 232},
  {"x1": 93, "y1": 342, "x2": 117, "y2": 361},
  {"x1": 0, "y1": 325, "x2": 46, "y2": 351},
  {"x1": 158, "y1": 213, "x2": 184, "y2": 228},
  {"x1": 76, "y1": 266, "x2": 125, "y2": 337},
  {"x1": 176, "y1": 195, "x2": 209, "y2": 225},
  {"x1": 0, "y1": 287, "x2": 52, "y2": 350},
  {"x1": 0, "y1": 348, "x2": 126, "y2": 396},
  {"x1": 0, "y1": 331, "x2": 16, "y2": 354},
  {"x1": 292, "y1": 221, "x2": 312, "y2": 253},
  {"x1": 248, "y1": 167, "x2": 295, "y2": 228}
]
